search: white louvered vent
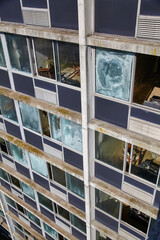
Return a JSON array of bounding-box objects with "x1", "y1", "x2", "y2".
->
[
  {"x1": 22, "y1": 9, "x2": 49, "y2": 27},
  {"x1": 137, "y1": 15, "x2": 160, "y2": 40}
]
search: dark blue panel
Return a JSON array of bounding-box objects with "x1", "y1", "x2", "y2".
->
[
  {"x1": 0, "y1": 0, "x2": 23, "y2": 23},
  {"x1": 95, "y1": 0, "x2": 138, "y2": 36},
  {"x1": 124, "y1": 176, "x2": 154, "y2": 194},
  {"x1": 45, "y1": 233, "x2": 55, "y2": 240},
  {"x1": 154, "y1": 190, "x2": 160, "y2": 208},
  {"x1": 4, "y1": 120, "x2": 22, "y2": 139},
  {"x1": 34, "y1": 79, "x2": 56, "y2": 92},
  {"x1": 0, "y1": 153, "x2": 2, "y2": 161},
  {"x1": 58, "y1": 86, "x2": 81, "y2": 112},
  {"x1": 2, "y1": 154, "x2": 14, "y2": 163},
  {"x1": 8, "y1": 205, "x2": 18, "y2": 217},
  {"x1": 120, "y1": 224, "x2": 145, "y2": 240},
  {"x1": 22, "y1": 0, "x2": 47, "y2": 8},
  {"x1": 72, "y1": 227, "x2": 86, "y2": 240},
  {"x1": 95, "y1": 97, "x2": 128, "y2": 128},
  {"x1": 95, "y1": 162, "x2": 122, "y2": 189},
  {"x1": 1, "y1": 179, "x2": 11, "y2": 191},
  {"x1": 15, "y1": 162, "x2": 31, "y2": 179},
  {"x1": 0, "y1": 118, "x2": 3, "y2": 123},
  {"x1": 68, "y1": 192, "x2": 85, "y2": 212},
  {"x1": 95, "y1": 209, "x2": 118, "y2": 232},
  {"x1": 24, "y1": 129, "x2": 43, "y2": 150},
  {"x1": 30, "y1": 222, "x2": 42, "y2": 235},
  {"x1": 15, "y1": 228, "x2": 24, "y2": 238},
  {"x1": 24, "y1": 195, "x2": 37, "y2": 209},
  {"x1": 50, "y1": 182, "x2": 66, "y2": 194},
  {"x1": 0, "y1": 70, "x2": 11, "y2": 89},
  {"x1": 56, "y1": 216, "x2": 70, "y2": 228},
  {"x1": 141, "y1": 0, "x2": 160, "y2": 16},
  {"x1": 64, "y1": 148, "x2": 83, "y2": 170},
  {"x1": 13, "y1": 73, "x2": 35, "y2": 97},
  {"x1": 49, "y1": 0, "x2": 78, "y2": 30},
  {"x1": 131, "y1": 107, "x2": 160, "y2": 125},
  {"x1": 40, "y1": 206, "x2": 55, "y2": 221},
  {"x1": 33, "y1": 172, "x2": 50, "y2": 191},
  {"x1": 43, "y1": 138, "x2": 62, "y2": 151}
]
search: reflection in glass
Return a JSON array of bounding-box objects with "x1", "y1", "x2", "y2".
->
[
  {"x1": 0, "y1": 38, "x2": 6, "y2": 67},
  {"x1": 71, "y1": 214, "x2": 86, "y2": 233},
  {"x1": 38, "y1": 193, "x2": 53, "y2": 211},
  {"x1": 6, "y1": 34, "x2": 30, "y2": 73},
  {"x1": 34, "y1": 38, "x2": 55, "y2": 79},
  {"x1": 10, "y1": 143, "x2": 27, "y2": 166},
  {"x1": 66, "y1": 173, "x2": 85, "y2": 198},
  {"x1": 0, "y1": 169, "x2": 9, "y2": 182},
  {"x1": 121, "y1": 204, "x2": 149, "y2": 233},
  {"x1": 95, "y1": 131, "x2": 124, "y2": 170},
  {"x1": 96, "y1": 48, "x2": 133, "y2": 101},
  {"x1": 95, "y1": 189, "x2": 120, "y2": 219},
  {"x1": 57, "y1": 42, "x2": 80, "y2": 87},
  {"x1": 26, "y1": 210, "x2": 40, "y2": 226},
  {"x1": 96, "y1": 231, "x2": 112, "y2": 240},
  {"x1": 40, "y1": 110, "x2": 51, "y2": 137},
  {"x1": 19, "y1": 102, "x2": 40, "y2": 133},
  {"x1": 21, "y1": 182, "x2": 35, "y2": 199},
  {"x1": 5, "y1": 195, "x2": 16, "y2": 208},
  {"x1": 52, "y1": 166, "x2": 66, "y2": 187},
  {"x1": 43, "y1": 222, "x2": 58, "y2": 239},
  {"x1": 130, "y1": 146, "x2": 160, "y2": 184},
  {"x1": 29, "y1": 153, "x2": 48, "y2": 178},
  {"x1": 0, "y1": 95, "x2": 18, "y2": 122},
  {"x1": 49, "y1": 114, "x2": 61, "y2": 141},
  {"x1": 62, "y1": 118, "x2": 82, "y2": 152}
]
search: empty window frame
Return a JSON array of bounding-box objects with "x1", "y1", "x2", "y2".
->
[
  {"x1": 0, "y1": 95, "x2": 18, "y2": 122},
  {"x1": 0, "y1": 37, "x2": 6, "y2": 67},
  {"x1": 66, "y1": 173, "x2": 85, "y2": 198},
  {"x1": 96, "y1": 230, "x2": 112, "y2": 240},
  {"x1": 95, "y1": 48, "x2": 134, "y2": 102},
  {"x1": 34, "y1": 38, "x2": 55, "y2": 79},
  {"x1": 10, "y1": 175, "x2": 21, "y2": 189},
  {"x1": 95, "y1": 131, "x2": 125, "y2": 170},
  {"x1": 6, "y1": 34, "x2": 31, "y2": 73},
  {"x1": 29, "y1": 153, "x2": 48, "y2": 178},
  {"x1": 39, "y1": 110, "x2": 51, "y2": 137},
  {"x1": 0, "y1": 138, "x2": 9, "y2": 154}
]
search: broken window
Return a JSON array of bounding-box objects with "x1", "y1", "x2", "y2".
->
[
  {"x1": 95, "y1": 189, "x2": 120, "y2": 219},
  {"x1": 29, "y1": 153, "x2": 48, "y2": 178},
  {"x1": 6, "y1": 34, "x2": 31, "y2": 73},
  {"x1": 10, "y1": 175, "x2": 21, "y2": 189},
  {"x1": 95, "y1": 131, "x2": 125, "y2": 170},
  {"x1": 21, "y1": 182, "x2": 35, "y2": 199},
  {"x1": 62, "y1": 118, "x2": 82, "y2": 152},
  {"x1": 43, "y1": 222, "x2": 58, "y2": 239},
  {"x1": 52, "y1": 165, "x2": 66, "y2": 187},
  {"x1": 66, "y1": 173, "x2": 85, "y2": 198},
  {"x1": 39, "y1": 110, "x2": 51, "y2": 137},
  {"x1": 0, "y1": 138, "x2": 8, "y2": 153},
  {"x1": 49, "y1": 113, "x2": 61, "y2": 141},
  {"x1": 34, "y1": 38, "x2": 55, "y2": 79},
  {"x1": 19, "y1": 102, "x2": 41, "y2": 133},
  {"x1": 71, "y1": 214, "x2": 86, "y2": 233},
  {"x1": 95, "y1": 48, "x2": 133, "y2": 101},
  {"x1": 0, "y1": 38, "x2": 6, "y2": 67},
  {"x1": 10, "y1": 143, "x2": 28, "y2": 166},
  {"x1": 38, "y1": 192, "x2": 53, "y2": 211},
  {"x1": 56, "y1": 42, "x2": 80, "y2": 87},
  {"x1": 0, "y1": 95, "x2": 18, "y2": 122}
]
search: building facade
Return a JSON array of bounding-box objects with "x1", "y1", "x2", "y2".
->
[{"x1": 0, "y1": 0, "x2": 160, "y2": 240}]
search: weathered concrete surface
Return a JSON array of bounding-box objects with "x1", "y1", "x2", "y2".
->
[
  {"x1": 88, "y1": 33, "x2": 160, "y2": 56},
  {"x1": 0, "y1": 22, "x2": 79, "y2": 43}
]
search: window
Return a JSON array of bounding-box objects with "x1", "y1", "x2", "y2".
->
[
  {"x1": 49, "y1": 114, "x2": 61, "y2": 141},
  {"x1": 95, "y1": 189, "x2": 120, "y2": 219},
  {"x1": 66, "y1": 173, "x2": 85, "y2": 198},
  {"x1": 34, "y1": 38, "x2": 55, "y2": 79},
  {"x1": 6, "y1": 34, "x2": 31, "y2": 73},
  {"x1": 71, "y1": 214, "x2": 86, "y2": 233},
  {"x1": 62, "y1": 118, "x2": 82, "y2": 152},
  {"x1": 0, "y1": 168, "x2": 9, "y2": 182},
  {"x1": 0, "y1": 138, "x2": 8, "y2": 153},
  {"x1": 52, "y1": 166, "x2": 66, "y2": 187},
  {"x1": 21, "y1": 182, "x2": 35, "y2": 199},
  {"x1": 26, "y1": 210, "x2": 40, "y2": 226},
  {"x1": 37, "y1": 192, "x2": 53, "y2": 211},
  {"x1": 95, "y1": 48, "x2": 133, "y2": 101},
  {"x1": 29, "y1": 153, "x2": 48, "y2": 178},
  {"x1": 0, "y1": 38, "x2": 6, "y2": 67},
  {"x1": 39, "y1": 110, "x2": 51, "y2": 137},
  {"x1": 57, "y1": 205, "x2": 70, "y2": 221},
  {"x1": 0, "y1": 95, "x2": 18, "y2": 122},
  {"x1": 5, "y1": 195, "x2": 16, "y2": 208},
  {"x1": 19, "y1": 102, "x2": 41, "y2": 133},
  {"x1": 0, "y1": 209, "x2": 4, "y2": 217},
  {"x1": 95, "y1": 131, "x2": 125, "y2": 170},
  {"x1": 96, "y1": 231, "x2": 112, "y2": 240},
  {"x1": 10, "y1": 175, "x2": 21, "y2": 189},
  {"x1": 10, "y1": 143, "x2": 28, "y2": 166},
  {"x1": 43, "y1": 222, "x2": 58, "y2": 239},
  {"x1": 56, "y1": 42, "x2": 80, "y2": 87},
  {"x1": 121, "y1": 204, "x2": 149, "y2": 233}
]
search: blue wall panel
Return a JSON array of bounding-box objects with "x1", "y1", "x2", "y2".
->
[
  {"x1": 4, "y1": 120, "x2": 22, "y2": 139},
  {"x1": 22, "y1": 0, "x2": 47, "y2": 8},
  {"x1": 95, "y1": 209, "x2": 118, "y2": 232},
  {"x1": 0, "y1": 70, "x2": 11, "y2": 89},
  {"x1": 64, "y1": 147, "x2": 83, "y2": 170},
  {"x1": 13, "y1": 73, "x2": 35, "y2": 97},
  {"x1": 141, "y1": 0, "x2": 160, "y2": 16},
  {"x1": 131, "y1": 107, "x2": 160, "y2": 125},
  {"x1": 0, "y1": 0, "x2": 23, "y2": 23}
]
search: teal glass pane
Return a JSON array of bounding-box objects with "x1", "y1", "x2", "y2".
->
[
  {"x1": 0, "y1": 95, "x2": 18, "y2": 122},
  {"x1": 0, "y1": 169, "x2": 9, "y2": 182},
  {"x1": 49, "y1": 114, "x2": 61, "y2": 141},
  {"x1": 5, "y1": 195, "x2": 16, "y2": 208},
  {"x1": 96, "y1": 48, "x2": 133, "y2": 102},
  {"x1": 43, "y1": 222, "x2": 58, "y2": 239},
  {"x1": 21, "y1": 182, "x2": 35, "y2": 199},
  {"x1": 66, "y1": 173, "x2": 85, "y2": 198},
  {"x1": 0, "y1": 209, "x2": 4, "y2": 217},
  {"x1": 0, "y1": 38, "x2": 6, "y2": 67},
  {"x1": 26, "y1": 210, "x2": 40, "y2": 226},
  {"x1": 19, "y1": 102, "x2": 41, "y2": 133},
  {"x1": 71, "y1": 214, "x2": 86, "y2": 233},
  {"x1": 10, "y1": 143, "x2": 28, "y2": 166},
  {"x1": 37, "y1": 193, "x2": 53, "y2": 211},
  {"x1": 29, "y1": 153, "x2": 48, "y2": 178},
  {"x1": 62, "y1": 118, "x2": 82, "y2": 152}
]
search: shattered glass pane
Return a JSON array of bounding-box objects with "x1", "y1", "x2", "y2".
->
[
  {"x1": 29, "y1": 153, "x2": 48, "y2": 178},
  {"x1": 49, "y1": 114, "x2": 62, "y2": 141},
  {"x1": 62, "y1": 118, "x2": 82, "y2": 152},
  {"x1": 19, "y1": 102, "x2": 40, "y2": 133},
  {"x1": 0, "y1": 95, "x2": 18, "y2": 122},
  {"x1": 0, "y1": 38, "x2": 6, "y2": 67},
  {"x1": 10, "y1": 143, "x2": 28, "y2": 166},
  {"x1": 66, "y1": 173, "x2": 85, "y2": 198},
  {"x1": 96, "y1": 48, "x2": 133, "y2": 101},
  {"x1": 43, "y1": 223, "x2": 58, "y2": 239},
  {"x1": 21, "y1": 182, "x2": 35, "y2": 199}
]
